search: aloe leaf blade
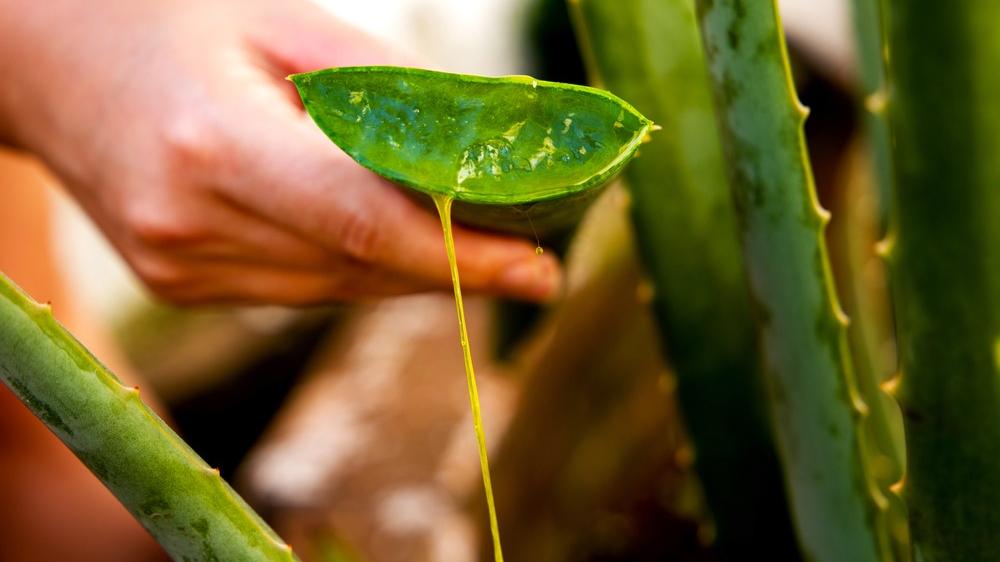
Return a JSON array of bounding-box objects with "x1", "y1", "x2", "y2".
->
[
  {"x1": 0, "y1": 274, "x2": 299, "y2": 562},
  {"x1": 884, "y1": 1, "x2": 1000, "y2": 559},
  {"x1": 693, "y1": 1, "x2": 894, "y2": 560},
  {"x1": 571, "y1": 0, "x2": 800, "y2": 557}
]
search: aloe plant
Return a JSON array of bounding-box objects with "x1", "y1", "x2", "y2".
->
[
  {"x1": 844, "y1": 1, "x2": 909, "y2": 556},
  {"x1": 882, "y1": 1, "x2": 1000, "y2": 559},
  {"x1": 693, "y1": 2, "x2": 893, "y2": 560},
  {"x1": 569, "y1": 0, "x2": 798, "y2": 557},
  {"x1": 851, "y1": 0, "x2": 893, "y2": 232},
  {"x1": 0, "y1": 273, "x2": 298, "y2": 561}
]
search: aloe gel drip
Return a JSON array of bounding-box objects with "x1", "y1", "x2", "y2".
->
[{"x1": 433, "y1": 193, "x2": 504, "y2": 562}]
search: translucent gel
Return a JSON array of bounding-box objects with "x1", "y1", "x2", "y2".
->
[{"x1": 432, "y1": 194, "x2": 504, "y2": 562}]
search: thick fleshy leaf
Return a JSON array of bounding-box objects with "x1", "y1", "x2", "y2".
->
[
  {"x1": 290, "y1": 66, "x2": 651, "y2": 236},
  {"x1": 0, "y1": 274, "x2": 298, "y2": 561},
  {"x1": 572, "y1": 0, "x2": 800, "y2": 558},
  {"x1": 695, "y1": 1, "x2": 894, "y2": 561}
]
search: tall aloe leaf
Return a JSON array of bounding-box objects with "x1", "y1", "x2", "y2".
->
[
  {"x1": 0, "y1": 273, "x2": 298, "y2": 561},
  {"x1": 570, "y1": 0, "x2": 798, "y2": 557},
  {"x1": 842, "y1": 0, "x2": 910, "y2": 555},
  {"x1": 882, "y1": 1, "x2": 1000, "y2": 559},
  {"x1": 826, "y1": 142, "x2": 909, "y2": 559},
  {"x1": 851, "y1": 0, "x2": 893, "y2": 232},
  {"x1": 693, "y1": 2, "x2": 893, "y2": 560}
]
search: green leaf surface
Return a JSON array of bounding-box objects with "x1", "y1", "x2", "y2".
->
[
  {"x1": 290, "y1": 66, "x2": 651, "y2": 236},
  {"x1": 571, "y1": 0, "x2": 799, "y2": 558},
  {"x1": 694, "y1": 1, "x2": 894, "y2": 561},
  {"x1": 884, "y1": 0, "x2": 1000, "y2": 559},
  {"x1": 0, "y1": 273, "x2": 299, "y2": 562}
]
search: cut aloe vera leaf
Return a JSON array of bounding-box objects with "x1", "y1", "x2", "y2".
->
[{"x1": 290, "y1": 66, "x2": 652, "y2": 237}]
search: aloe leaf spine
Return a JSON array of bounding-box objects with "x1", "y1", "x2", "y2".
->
[
  {"x1": 693, "y1": 1, "x2": 894, "y2": 560},
  {"x1": 882, "y1": 0, "x2": 1000, "y2": 559},
  {"x1": 570, "y1": 0, "x2": 798, "y2": 557},
  {"x1": 0, "y1": 273, "x2": 299, "y2": 561}
]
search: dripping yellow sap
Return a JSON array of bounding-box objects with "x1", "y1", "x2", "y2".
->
[{"x1": 433, "y1": 194, "x2": 504, "y2": 561}]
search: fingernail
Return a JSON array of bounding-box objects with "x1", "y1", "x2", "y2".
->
[{"x1": 499, "y1": 255, "x2": 562, "y2": 301}]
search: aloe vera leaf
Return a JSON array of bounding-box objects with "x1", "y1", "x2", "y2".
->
[
  {"x1": 828, "y1": 145, "x2": 910, "y2": 558},
  {"x1": 848, "y1": 0, "x2": 898, "y2": 393},
  {"x1": 290, "y1": 66, "x2": 652, "y2": 237},
  {"x1": 851, "y1": 0, "x2": 893, "y2": 232},
  {"x1": 842, "y1": 1, "x2": 910, "y2": 554},
  {"x1": 693, "y1": 2, "x2": 894, "y2": 561},
  {"x1": 882, "y1": 1, "x2": 1000, "y2": 559},
  {"x1": 0, "y1": 273, "x2": 298, "y2": 562},
  {"x1": 570, "y1": 0, "x2": 799, "y2": 557}
]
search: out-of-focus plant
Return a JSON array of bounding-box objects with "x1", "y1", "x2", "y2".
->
[
  {"x1": 844, "y1": 0, "x2": 909, "y2": 557},
  {"x1": 882, "y1": 1, "x2": 1000, "y2": 560},
  {"x1": 0, "y1": 273, "x2": 299, "y2": 561},
  {"x1": 569, "y1": 0, "x2": 798, "y2": 558},
  {"x1": 851, "y1": 0, "x2": 893, "y2": 231},
  {"x1": 693, "y1": 1, "x2": 894, "y2": 561}
]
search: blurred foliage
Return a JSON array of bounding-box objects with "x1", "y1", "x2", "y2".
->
[
  {"x1": 570, "y1": 0, "x2": 799, "y2": 557},
  {"x1": 884, "y1": 0, "x2": 1000, "y2": 558},
  {"x1": 492, "y1": 187, "x2": 714, "y2": 562}
]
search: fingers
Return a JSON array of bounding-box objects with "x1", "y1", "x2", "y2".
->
[
  {"x1": 141, "y1": 257, "x2": 433, "y2": 307},
  {"x1": 450, "y1": 222, "x2": 563, "y2": 301},
  {"x1": 215, "y1": 111, "x2": 562, "y2": 302},
  {"x1": 172, "y1": 193, "x2": 342, "y2": 271}
]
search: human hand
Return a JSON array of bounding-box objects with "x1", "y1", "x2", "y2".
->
[{"x1": 0, "y1": 0, "x2": 561, "y2": 305}]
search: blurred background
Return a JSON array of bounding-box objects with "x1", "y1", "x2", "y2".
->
[{"x1": 0, "y1": 0, "x2": 885, "y2": 560}]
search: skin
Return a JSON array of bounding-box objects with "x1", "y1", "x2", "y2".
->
[{"x1": 0, "y1": 0, "x2": 561, "y2": 306}]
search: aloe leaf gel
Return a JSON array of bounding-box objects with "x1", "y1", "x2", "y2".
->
[{"x1": 433, "y1": 194, "x2": 505, "y2": 561}]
